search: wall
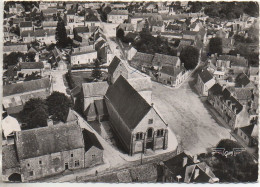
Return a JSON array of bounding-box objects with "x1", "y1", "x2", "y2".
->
[
  {"x1": 84, "y1": 147, "x2": 103, "y2": 168},
  {"x1": 237, "y1": 128, "x2": 250, "y2": 145},
  {"x1": 71, "y1": 52, "x2": 97, "y2": 65},
  {"x1": 112, "y1": 63, "x2": 129, "y2": 83},
  {"x1": 105, "y1": 97, "x2": 132, "y2": 152},
  {"x1": 20, "y1": 148, "x2": 85, "y2": 182},
  {"x1": 204, "y1": 79, "x2": 216, "y2": 96}
]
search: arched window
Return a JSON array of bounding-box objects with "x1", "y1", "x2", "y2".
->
[
  {"x1": 8, "y1": 173, "x2": 22, "y2": 182},
  {"x1": 147, "y1": 128, "x2": 153, "y2": 138},
  {"x1": 157, "y1": 129, "x2": 164, "y2": 137},
  {"x1": 136, "y1": 132, "x2": 143, "y2": 140}
]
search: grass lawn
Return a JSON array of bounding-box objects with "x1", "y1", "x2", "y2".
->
[{"x1": 71, "y1": 71, "x2": 108, "y2": 87}]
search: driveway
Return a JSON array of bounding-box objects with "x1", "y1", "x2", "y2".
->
[{"x1": 152, "y1": 79, "x2": 231, "y2": 155}]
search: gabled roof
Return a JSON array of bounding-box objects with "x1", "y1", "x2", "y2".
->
[
  {"x1": 108, "y1": 10, "x2": 128, "y2": 15},
  {"x1": 42, "y1": 8, "x2": 57, "y2": 14},
  {"x1": 20, "y1": 62, "x2": 44, "y2": 69},
  {"x1": 73, "y1": 26, "x2": 89, "y2": 34},
  {"x1": 130, "y1": 52, "x2": 154, "y2": 68},
  {"x1": 20, "y1": 21, "x2": 32, "y2": 28},
  {"x1": 2, "y1": 115, "x2": 21, "y2": 138},
  {"x1": 82, "y1": 129, "x2": 103, "y2": 152},
  {"x1": 198, "y1": 69, "x2": 213, "y2": 83},
  {"x1": 2, "y1": 144, "x2": 20, "y2": 170},
  {"x1": 235, "y1": 73, "x2": 251, "y2": 87},
  {"x1": 82, "y1": 81, "x2": 109, "y2": 97},
  {"x1": 182, "y1": 30, "x2": 198, "y2": 36},
  {"x1": 127, "y1": 77, "x2": 152, "y2": 92},
  {"x1": 240, "y1": 125, "x2": 255, "y2": 137},
  {"x1": 84, "y1": 102, "x2": 97, "y2": 119},
  {"x1": 4, "y1": 45, "x2": 28, "y2": 53},
  {"x1": 108, "y1": 56, "x2": 121, "y2": 75},
  {"x1": 160, "y1": 66, "x2": 186, "y2": 77},
  {"x1": 3, "y1": 78, "x2": 50, "y2": 97},
  {"x1": 16, "y1": 123, "x2": 84, "y2": 160},
  {"x1": 105, "y1": 76, "x2": 151, "y2": 130},
  {"x1": 218, "y1": 55, "x2": 247, "y2": 67},
  {"x1": 117, "y1": 23, "x2": 135, "y2": 31},
  {"x1": 94, "y1": 99, "x2": 108, "y2": 117},
  {"x1": 85, "y1": 14, "x2": 99, "y2": 22},
  {"x1": 209, "y1": 83, "x2": 223, "y2": 95},
  {"x1": 66, "y1": 108, "x2": 78, "y2": 123},
  {"x1": 152, "y1": 53, "x2": 180, "y2": 67}
]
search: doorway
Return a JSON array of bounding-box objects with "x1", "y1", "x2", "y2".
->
[
  {"x1": 8, "y1": 173, "x2": 22, "y2": 182},
  {"x1": 65, "y1": 163, "x2": 69, "y2": 170},
  {"x1": 146, "y1": 141, "x2": 153, "y2": 150}
]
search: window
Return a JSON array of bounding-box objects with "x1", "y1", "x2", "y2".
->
[
  {"x1": 29, "y1": 171, "x2": 34, "y2": 176},
  {"x1": 157, "y1": 129, "x2": 164, "y2": 137},
  {"x1": 75, "y1": 160, "x2": 80, "y2": 167},
  {"x1": 148, "y1": 119, "x2": 153, "y2": 124},
  {"x1": 71, "y1": 153, "x2": 73, "y2": 157},
  {"x1": 27, "y1": 163, "x2": 30, "y2": 167},
  {"x1": 39, "y1": 160, "x2": 42, "y2": 165},
  {"x1": 136, "y1": 132, "x2": 143, "y2": 140},
  {"x1": 147, "y1": 128, "x2": 153, "y2": 138}
]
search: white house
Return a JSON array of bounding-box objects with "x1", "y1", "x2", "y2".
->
[
  {"x1": 197, "y1": 69, "x2": 216, "y2": 96},
  {"x1": 70, "y1": 46, "x2": 97, "y2": 65},
  {"x1": 107, "y1": 10, "x2": 129, "y2": 24}
]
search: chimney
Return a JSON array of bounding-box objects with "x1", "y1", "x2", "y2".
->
[
  {"x1": 194, "y1": 169, "x2": 199, "y2": 179},
  {"x1": 193, "y1": 155, "x2": 198, "y2": 163},
  {"x1": 183, "y1": 157, "x2": 188, "y2": 167},
  {"x1": 47, "y1": 119, "x2": 53, "y2": 126}
]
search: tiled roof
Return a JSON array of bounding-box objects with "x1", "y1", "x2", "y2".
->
[
  {"x1": 130, "y1": 52, "x2": 154, "y2": 68},
  {"x1": 108, "y1": 10, "x2": 128, "y2": 15},
  {"x1": 218, "y1": 55, "x2": 248, "y2": 67},
  {"x1": 16, "y1": 123, "x2": 84, "y2": 160},
  {"x1": 105, "y1": 76, "x2": 151, "y2": 130},
  {"x1": 2, "y1": 144, "x2": 20, "y2": 169},
  {"x1": 117, "y1": 23, "x2": 135, "y2": 31},
  {"x1": 240, "y1": 125, "x2": 255, "y2": 137},
  {"x1": 82, "y1": 129, "x2": 103, "y2": 152},
  {"x1": 160, "y1": 66, "x2": 186, "y2": 77},
  {"x1": 152, "y1": 53, "x2": 180, "y2": 67},
  {"x1": 108, "y1": 56, "x2": 121, "y2": 75},
  {"x1": 85, "y1": 14, "x2": 99, "y2": 22},
  {"x1": 209, "y1": 83, "x2": 223, "y2": 95},
  {"x1": 4, "y1": 45, "x2": 28, "y2": 53},
  {"x1": 235, "y1": 73, "x2": 251, "y2": 87},
  {"x1": 20, "y1": 62, "x2": 44, "y2": 69},
  {"x1": 20, "y1": 21, "x2": 32, "y2": 28},
  {"x1": 127, "y1": 77, "x2": 152, "y2": 92},
  {"x1": 42, "y1": 21, "x2": 58, "y2": 27},
  {"x1": 73, "y1": 26, "x2": 89, "y2": 33},
  {"x1": 42, "y1": 8, "x2": 58, "y2": 14},
  {"x1": 82, "y1": 81, "x2": 109, "y2": 97},
  {"x1": 3, "y1": 77, "x2": 50, "y2": 97},
  {"x1": 183, "y1": 30, "x2": 198, "y2": 36},
  {"x1": 198, "y1": 69, "x2": 213, "y2": 83}
]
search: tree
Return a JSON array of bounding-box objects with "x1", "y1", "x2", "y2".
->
[
  {"x1": 116, "y1": 28, "x2": 125, "y2": 39},
  {"x1": 55, "y1": 17, "x2": 68, "y2": 48},
  {"x1": 180, "y1": 46, "x2": 199, "y2": 70},
  {"x1": 24, "y1": 72, "x2": 41, "y2": 81},
  {"x1": 46, "y1": 92, "x2": 73, "y2": 122},
  {"x1": 20, "y1": 98, "x2": 48, "y2": 129},
  {"x1": 92, "y1": 59, "x2": 102, "y2": 80},
  {"x1": 3, "y1": 52, "x2": 25, "y2": 69},
  {"x1": 209, "y1": 37, "x2": 222, "y2": 55},
  {"x1": 217, "y1": 139, "x2": 242, "y2": 152}
]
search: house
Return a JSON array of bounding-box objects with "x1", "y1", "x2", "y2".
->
[
  {"x1": 73, "y1": 26, "x2": 91, "y2": 42},
  {"x1": 208, "y1": 84, "x2": 250, "y2": 129},
  {"x1": 18, "y1": 62, "x2": 44, "y2": 76},
  {"x1": 117, "y1": 23, "x2": 135, "y2": 34},
  {"x1": 4, "y1": 32, "x2": 20, "y2": 43},
  {"x1": 52, "y1": 47, "x2": 67, "y2": 70},
  {"x1": 2, "y1": 78, "x2": 51, "y2": 115},
  {"x1": 235, "y1": 73, "x2": 255, "y2": 89},
  {"x1": 9, "y1": 3, "x2": 25, "y2": 14},
  {"x1": 41, "y1": 8, "x2": 58, "y2": 16},
  {"x1": 182, "y1": 30, "x2": 198, "y2": 40},
  {"x1": 226, "y1": 87, "x2": 253, "y2": 106},
  {"x1": 248, "y1": 66, "x2": 259, "y2": 84},
  {"x1": 152, "y1": 53, "x2": 181, "y2": 69},
  {"x1": 21, "y1": 30, "x2": 56, "y2": 45},
  {"x1": 42, "y1": 21, "x2": 58, "y2": 30},
  {"x1": 129, "y1": 52, "x2": 154, "y2": 72},
  {"x1": 108, "y1": 56, "x2": 129, "y2": 83},
  {"x1": 105, "y1": 76, "x2": 169, "y2": 155},
  {"x1": 107, "y1": 10, "x2": 129, "y2": 24},
  {"x1": 94, "y1": 99, "x2": 109, "y2": 122},
  {"x1": 81, "y1": 82, "x2": 109, "y2": 121},
  {"x1": 4, "y1": 45, "x2": 28, "y2": 55},
  {"x1": 160, "y1": 152, "x2": 219, "y2": 183},
  {"x1": 85, "y1": 14, "x2": 101, "y2": 27},
  {"x1": 70, "y1": 46, "x2": 97, "y2": 65},
  {"x1": 196, "y1": 69, "x2": 216, "y2": 96},
  {"x1": 237, "y1": 124, "x2": 258, "y2": 146},
  {"x1": 7, "y1": 123, "x2": 85, "y2": 182},
  {"x1": 124, "y1": 46, "x2": 137, "y2": 61},
  {"x1": 158, "y1": 65, "x2": 188, "y2": 87},
  {"x1": 82, "y1": 129, "x2": 104, "y2": 167},
  {"x1": 217, "y1": 54, "x2": 248, "y2": 74},
  {"x1": 19, "y1": 21, "x2": 33, "y2": 32},
  {"x1": 66, "y1": 9, "x2": 85, "y2": 30}
]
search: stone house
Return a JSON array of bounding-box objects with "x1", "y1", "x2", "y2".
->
[
  {"x1": 108, "y1": 56, "x2": 129, "y2": 84},
  {"x1": 82, "y1": 129, "x2": 104, "y2": 168},
  {"x1": 18, "y1": 62, "x2": 44, "y2": 76},
  {"x1": 19, "y1": 21, "x2": 33, "y2": 32},
  {"x1": 160, "y1": 152, "x2": 219, "y2": 183},
  {"x1": 81, "y1": 82, "x2": 109, "y2": 121},
  {"x1": 14, "y1": 123, "x2": 85, "y2": 182},
  {"x1": 105, "y1": 76, "x2": 169, "y2": 155},
  {"x1": 196, "y1": 69, "x2": 216, "y2": 96},
  {"x1": 129, "y1": 52, "x2": 154, "y2": 72},
  {"x1": 237, "y1": 124, "x2": 258, "y2": 146},
  {"x1": 2, "y1": 78, "x2": 51, "y2": 115},
  {"x1": 152, "y1": 53, "x2": 181, "y2": 70},
  {"x1": 85, "y1": 14, "x2": 101, "y2": 27},
  {"x1": 70, "y1": 46, "x2": 97, "y2": 65},
  {"x1": 158, "y1": 65, "x2": 189, "y2": 87},
  {"x1": 208, "y1": 84, "x2": 250, "y2": 130},
  {"x1": 107, "y1": 10, "x2": 129, "y2": 24}
]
